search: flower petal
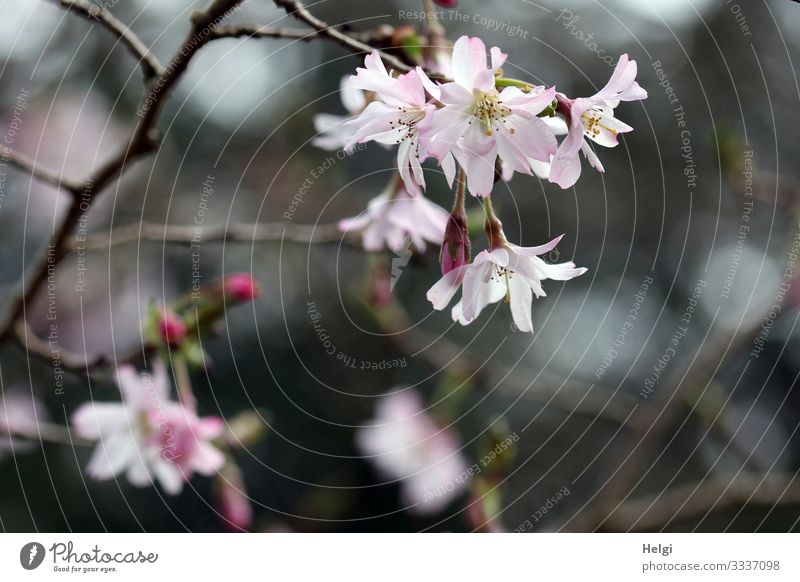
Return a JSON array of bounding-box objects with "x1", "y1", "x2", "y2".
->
[{"x1": 427, "y1": 265, "x2": 469, "y2": 310}]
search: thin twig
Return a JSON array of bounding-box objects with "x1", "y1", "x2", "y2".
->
[
  {"x1": 15, "y1": 320, "x2": 111, "y2": 371},
  {"x1": 70, "y1": 221, "x2": 347, "y2": 250},
  {"x1": 1, "y1": 146, "x2": 82, "y2": 193},
  {"x1": 209, "y1": 23, "x2": 392, "y2": 45},
  {"x1": 273, "y1": 0, "x2": 413, "y2": 72},
  {"x1": 0, "y1": 0, "x2": 245, "y2": 346},
  {"x1": 13, "y1": 320, "x2": 153, "y2": 378},
  {"x1": 52, "y1": 0, "x2": 164, "y2": 80}
]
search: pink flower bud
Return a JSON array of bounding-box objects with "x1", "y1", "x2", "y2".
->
[
  {"x1": 224, "y1": 273, "x2": 261, "y2": 302},
  {"x1": 216, "y1": 465, "x2": 252, "y2": 532},
  {"x1": 369, "y1": 265, "x2": 393, "y2": 307},
  {"x1": 158, "y1": 311, "x2": 186, "y2": 347},
  {"x1": 433, "y1": 0, "x2": 458, "y2": 7},
  {"x1": 440, "y1": 213, "x2": 470, "y2": 275}
]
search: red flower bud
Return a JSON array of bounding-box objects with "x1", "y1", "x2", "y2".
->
[
  {"x1": 224, "y1": 273, "x2": 261, "y2": 302},
  {"x1": 555, "y1": 93, "x2": 574, "y2": 124},
  {"x1": 440, "y1": 212, "x2": 470, "y2": 275},
  {"x1": 158, "y1": 311, "x2": 186, "y2": 348},
  {"x1": 433, "y1": 0, "x2": 458, "y2": 7}
]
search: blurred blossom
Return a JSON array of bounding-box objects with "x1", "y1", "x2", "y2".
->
[
  {"x1": 0, "y1": 390, "x2": 46, "y2": 458},
  {"x1": 313, "y1": 76, "x2": 366, "y2": 151},
  {"x1": 72, "y1": 363, "x2": 225, "y2": 495},
  {"x1": 339, "y1": 183, "x2": 449, "y2": 253},
  {"x1": 356, "y1": 390, "x2": 468, "y2": 515}
]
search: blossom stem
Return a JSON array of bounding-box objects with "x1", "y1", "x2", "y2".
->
[
  {"x1": 482, "y1": 196, "x2": 507, "y2": 249},
  {"x1": 421, "y1": 0, "x2": 445, "y2": 35},
  {"x1": 172, "y1": 354, "x2": 197, "y2": 413},
  {"x1": 452, "y1": 167, "x2": 466, "y2": 215},
  {"x1": 494, "y1": 77, "x2": 534, "y2": 92}
]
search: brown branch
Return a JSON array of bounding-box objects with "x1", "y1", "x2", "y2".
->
[
  {"x1": 1, "y1": 146, "x2": 82, "y2": 193},
  {"x1": 13, "y1": 319, "x2": 153, "y2": 378},
  {"x1": 70, "y1": 221, "x2": 347, "y2": 250},
  {"x1": 14, "y1": 320, "x2": 110, "y2": 372},
  {"x1": 273, "y1": 0, "x2": 413, "y2": 72},
  {"x1": 0, "y1": 0, "x2": 245, "y2": 346},
  {"x1": 209, "y1": 23, "x2": 393, "y2": 45},
  {"x1": 52, "y1": 0, "x2": 164, "y2": 80},
  {"x1": 606, "y1": 472, "x2": 800, "y2": 531}
]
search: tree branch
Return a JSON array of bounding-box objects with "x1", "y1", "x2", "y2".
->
[
  {"x1": 273, "y1": 0, "x2": 413, "y2": 72},
  {"x1": 209, "y1": 23, "x2": 393, "y2": 45},
  {"x1": 1, "y1": 146, "x2": 82, "y2": 193},
  {"x1": 606, "y1": 472, "x2": 800, "y2": 531},
  {"x1": 70, "y1": 221, "x2": 347, "y2": 250},
  {"x1": 0, "y1": 0, "x2": 245, "y2": 345},
  {"x1": 52, "y1": 0, "x2": 164, "y2": 80}
]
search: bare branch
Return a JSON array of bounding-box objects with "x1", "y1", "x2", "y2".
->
[
  {"x1": 13, "y1": 319, "x2": 152, "y2": 378},
  {"x1": 273, "y1": 0, "x2": 414, "y2": 72},
  {"x1": 209, "y1": 23, "x2": 393, "y2": 45},
  {"x1": 607, "y1": 472, "x2": 800, "y2": 531},
  {"x1": 1, "y1": 146, "x2": 82, "y2": 193},
  {"x1": 69, "y1": 221, "x2": 347, "y2": 250},
  {"x1": 0, "y1": 0, "x2": 245, "y2": 345},
  {"x1": 14, "y1": 320, "x2": 111, "y2": 372},
  {"x1": 52, "y1": 0, "x2": 164, "y2": 80}
]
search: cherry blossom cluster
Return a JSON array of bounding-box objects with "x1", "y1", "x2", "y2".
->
[
  {"x1": 321, "y1": 36, "x2": 647, "y2": 333},
  {"x1": 63, "y1": 274, "x2": 261, "y2": 529}
]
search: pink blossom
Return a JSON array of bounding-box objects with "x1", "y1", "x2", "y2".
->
[
  {"x1": 345, "y1": 52, "x2": 439, "y2": 196},
  {"x1": 427, "y1": 36, "x2": 558, "y2": 197},
  {"x1": 549, "y1": 54, "x2": 648, "y2": 189},
  {"x1": 356, "y1": 390, "x2": 467, "y2": 515},
  {"x1": 72, "y1": 363, "x2": 225, "y2": 495},
  {"x1": 338, "y1": 184, "x2": 449, "y2": 253},
  {"x1": 427, "y1": 235, "x2": 587, "y2": 332}
]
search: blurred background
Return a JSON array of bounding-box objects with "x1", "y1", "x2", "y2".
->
[{"x1": 1, "y1": 0, "x2": 800, "y2": 532}]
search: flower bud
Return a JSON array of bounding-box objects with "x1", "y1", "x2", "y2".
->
[
  {"x1": 440, "y1": 212, "x2": 470, "y2": 275},
  {"x1": 157, "y1": 310, "x2": 187, "y2": 348},
  {"x1": 215, "y1": 463, "x2": 252, "y2": 532},
  {"x1": 433, "y1": 0, "x2": 458, "y2": 7},
  {"x1": 555, "y1": 93, "x2": 574, "y2": 123},
  {"x1": 369, "y1": 264, "x2": 393, "y2": 307},
  {"x1": 224, "y1": 273, "x2": 261, "y2": 302}
]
